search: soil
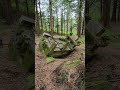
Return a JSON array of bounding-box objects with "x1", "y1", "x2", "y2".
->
[
  {"x1": 86, "y1": 23, "x2": 120, "y2": 90},
  {"x1": 0, "y1": 21, "x2": 27, "y2": 90},
  {"x1": 35, "y1": 36, "x2": 85, "y2": 90}
]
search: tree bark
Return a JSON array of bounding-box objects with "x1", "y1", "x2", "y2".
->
[
  {"x1": 15, "y1": 0, "x2": 19, "y2": 12},
  {"x1": 111, "y1": 0, "x2": 117, "y2": 22},
  {"x1": 61, "y1": 9, "x2": 63, "y2": 34},
  {"x1": 103, "y1": 0, "x2": 111, "y2": 27},
  {"x1": 35, "y1": 0, "x2": 40, "y2": 35},
  {"x1": 39, "y1": 0, "x2": 43, "y2": 32},
  {"x1": 25, "y1": 0, "x2": 29, "y2": 16},
  {"x1": 85, "y1": 0, "x2": 89, "y2": 15},
  {"x1": 0, "y1": 0, "x2": 13, "y2": 24},
  {"x1": 49, "y1": 0, "x2": 53, "y2": 34},
  {"x1": 118, "y1": 0, "x2": 120, "y2": 22}
]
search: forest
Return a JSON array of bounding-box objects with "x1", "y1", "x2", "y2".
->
[
  {"x1": 0, "y1": 0, "x2": 120, "y2": 90},
  {"x1": 86, "y1": 0, "x2": 120, "y2": 89},
  {"x1": 35, "y1": 0, "x2": 85, "y2": 90},
  {"x1": 0, "y1": 0, "x2": 35, "y2": 90}
]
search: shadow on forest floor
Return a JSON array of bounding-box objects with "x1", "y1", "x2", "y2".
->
[
  {"x1": 86, "y1": 23, "x2": 120, "y2": 90},
  {"x1": 0, "y1": 21, "x2": 27, "y2": 90}
]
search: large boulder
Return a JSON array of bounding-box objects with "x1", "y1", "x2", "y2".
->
[
  {"x1": 39, "y1": 33, "x2": 79, "y2": 58},
  {"x1": 86, "y1": 20, "x2": 109, "y2": 61},
  {"x1": 9, "y1": 16, "x2": 35, "y2": 72}
]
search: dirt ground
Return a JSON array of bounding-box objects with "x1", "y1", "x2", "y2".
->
[
  {"x1": 35, "y1": 36, "x2": 85, "y2": 90},
  {"x1": 0, "y1": 21, "x2": 27, "y2": 90},
  {"x1": 86, "y1": 23, "x2": 120, "y2": 90}
]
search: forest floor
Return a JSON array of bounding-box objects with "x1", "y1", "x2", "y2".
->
[
  {"x1": 0, "y1": 20, "x2": 27, "y2": 90},
  {"x1": 86, "y1": 23, "x2": 120, "y2": 90},
  {"x1": 35, "y1": 35, "x2": 85, "y2": 90}
]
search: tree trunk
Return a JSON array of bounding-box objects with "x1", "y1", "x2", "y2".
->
[
  {"x1": 25, "y1": 0, "x2": 29, "y2": 16},
  {"x1": 103, "y1": 0, "x2": 111, "y2": 27},
  {"x1": 85, "y1": 0, "x2": 89, "y2": 15},
  {"x1": 111, "y1": 0, "x2": 117, "y2": 22},
  {"x1": 100, "y1": 0, "x2": 103, "y2": 21},
  {"x1": 61, "y1": 9, "x2": 63, "y2": 34},
  {"x1": 77, "y1": 0, "x2": 81, "y2": 37},
  {"x1": 118, "y1": 0, "x2": 120, "y2": 22},
  {"x1": 56, "y1": 7, "x2": 59, "y2": 34},
  {"x1": 15, "y1": 0, "x2": 19, "y2": 12},
  {"x1": 66, "y1": 2, "x2": 71, "y2": 34},
  {"x1": 64, "y1": 8, "x2": 66, "y2": 34},
  {"x1": 49, "y1": 0, "x2": 53, "y2": 34},
  {"x1": 0, "y1": 0, "x2": 13, "y2": 24},
  {"x1": 70, "y1": 18, "x2": 72, "y2": 34},
  {"x1": 35, "y1": 0, "x2": 40, "y2": 35},
  {"x1": 39, "y1": 0, "x2": 43, "y2": 32}
]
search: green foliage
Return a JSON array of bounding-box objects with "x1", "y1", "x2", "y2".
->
[
  {"x1": 39, "y1": 0, "x2": 82, "y2": 36},
  {"x1": 27, "y1": 74, "x2": 35, "y2": 90},
  {"x1": 46, "y1": 57, "x2": 55, "y2": 64},
  {"x1": 9, "y1": 26, "x2": 34, "y2": 72},
  {"x1": 64, "y1": 59, "x2": 80, "y2": 68},
  {"x1": 56, "y1": 69, "x2": 69, "y2": 84},
  {"x1": 77, "y1": 36, "x2": 85, "y2": 44}
]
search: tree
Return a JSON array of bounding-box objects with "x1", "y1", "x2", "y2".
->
[
  {"x1": 25, "y1": 0, "x2": 29, "y2": 16},
  {"x1": 0, "y1": 0, "x2": 13, "y2": 24},
  {"x1": 85, "y1": 0, "x2": 89, "y2": 15},
  {"x1": 38, "y1": 0, "x2": 43, "y2": 32},
  {"x1": 49, "y1": 0, "x2": 53, "y2": 34},
  {"x1": 117, "y1": 0, "x2": 120, "y2": 21},
  {"x1": 35, "y1": 0, "x2": 40, "y2": 35},
  {"x1": 15, "y1": 0, "x2": 19, "y2": 12},
  {"x1": 103, "y1": 0, "x2": 111, "y2": 27},
  {"x1": 111, "y1": 0, "x2": 118, "y2": 22}
]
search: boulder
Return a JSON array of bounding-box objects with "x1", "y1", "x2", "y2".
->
[
  {"x1": 40, "y1": 33, "x2": 79, "y2": 58},
  {"x1": 9, "y1": 16, "x2": 35, "y2": 72},
  {"x1": 86, "y1": 20, "x2": 109, "y2": 60}
]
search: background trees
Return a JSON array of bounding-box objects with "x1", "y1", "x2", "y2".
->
[
  {"x1": 36, "y1": 0, "x2": 85, "y2": 37},
  {"x1": 0, "y1": 0, "x2": 35, "y2": 24},
  {"x1": 86, "y1": 0, "x2": 120, "y2": 27}
]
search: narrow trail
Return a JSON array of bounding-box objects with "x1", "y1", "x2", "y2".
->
[
  {"x1": 86, "y1": 23, "x2": 120, "y2": 89},
  {"x1": 0, "y1": 22, "x2": 27, "y2": 90},
  {"x1": 35, "y1": 44, "x2": 65, "y2": 90},
  {"x1": 35, "y1": 36, "x2": 85, "y2": 90}
]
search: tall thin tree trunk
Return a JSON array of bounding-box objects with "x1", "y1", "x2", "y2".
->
[
  {"x1": 35, "y1": 0, "x2": 40, "y2": 35},
  {"x1": 77, "y1": 0, "x2": 81, "y2": 37},
  {"x1": 64, "y1": 7, "x2": 66, "y2": 35},
  {"x1": 56, "y1": 7, "x2": 59, "y2": 34},
  {"x1": 61, "y1": 9, "x2": 63, "y2": 34},
  {"x1": 70, "y1": 18, "x2": 72, "y2": 34},
  {"x1": 100, "y1": 0, "x2": 103, "y2": 21},
  {"x1": 25, "y1": 0, "x2": 29, "y2": 16},
  {"x1": 85, "y1": 0, "x2": 89, "y2": 15},
  {"x1": 39, "y1": 0, "x2": 43, "y2": 32},
  {"x1": 0, "y1": 0, "x2": 13, "y2": 24},
  {"x1": 103, "y1": 0, "x2": 111, "y2": 27},
  {"x1": 49, "y1": 0, "x2": 53, "y2": 34},
  {"x1": 111, "y1": 0, "x2": 117, "y2": 22},
  {"x1": 15, "y1": 0, "x2": 19, "y2": 12},
  {"x1": 118, "y1": 0, "x2": 120, "y2": 22}
]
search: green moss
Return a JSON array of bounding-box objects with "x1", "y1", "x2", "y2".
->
[
  {"x1": 64, "y1": 59, "x2": 80, "y2": 68},
  {"x1": 77, "y1": 36, "x2": 85, "y2": 44},
  {"x1": 46, "y1": 57, "x2": 55, "y2": 64}
]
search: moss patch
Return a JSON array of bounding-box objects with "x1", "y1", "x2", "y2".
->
[{"x1": 46, "y1": 57, "x2": 55, "y2": 64}]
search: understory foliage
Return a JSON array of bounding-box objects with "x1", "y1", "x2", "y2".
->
[
  {"x1": 52, "y1": 63, "x2": 85, "y2": 90},
  {"x1": 9, "y1": 26, "x2": 34, "y2": 72}
]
